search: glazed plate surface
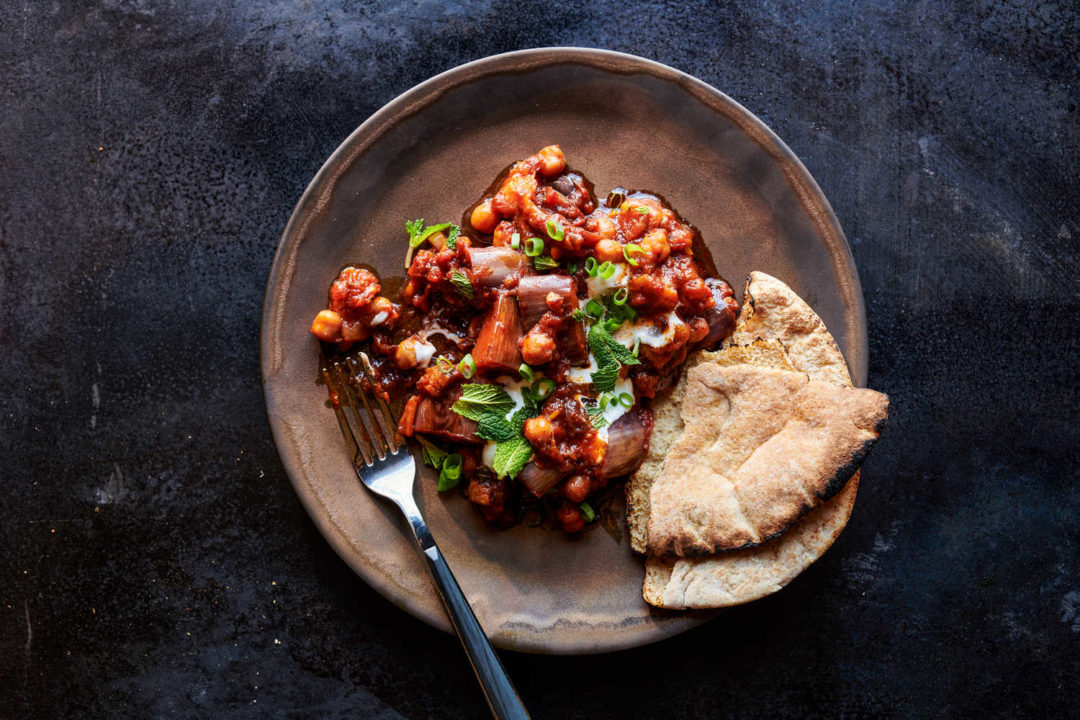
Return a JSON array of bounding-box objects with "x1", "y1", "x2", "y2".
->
[{"x1": 261, "y1": 48, "x2": 867, "y2": 654}]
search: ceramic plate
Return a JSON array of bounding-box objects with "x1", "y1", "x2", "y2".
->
[{"x1": 261, "y1": 48, "x2": 867, "y2": 654}]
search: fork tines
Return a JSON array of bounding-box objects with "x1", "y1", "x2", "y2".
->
[{"x1": 323, "y1": 352, "x2": 400, "y2": 467}]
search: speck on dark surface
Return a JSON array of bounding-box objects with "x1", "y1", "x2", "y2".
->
[{"x1": 1, "y1": 2, "x2": 1078, "y2": 719}]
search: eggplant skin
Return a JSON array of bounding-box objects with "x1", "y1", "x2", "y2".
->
[
  {"x1": 601, "y1": 412, "x2": 647, "y2": 478},
  {"x1": 519, "y1": 462, "x2": 566, "y2": 497},
  {"x1": 470, "y1": 247, "x2": 526, "y2": 289},
  {"x1": 473, "y1": 292, "x2": 524, "y2": 372},
  {"x1": 412, "y1": 388, "x2": 481, "y2": 443},
  {"x1": 517, "y1": 275, "x2": 576, "y2": 328}
]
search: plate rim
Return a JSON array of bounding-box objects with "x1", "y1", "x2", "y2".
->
[{"x1": 260, "y1": 47, "x2": 867, "y2": 654}]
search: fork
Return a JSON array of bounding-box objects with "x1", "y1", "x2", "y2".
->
[{"x1": 323, "y1": 353, "x2": 530, "y2": 720}]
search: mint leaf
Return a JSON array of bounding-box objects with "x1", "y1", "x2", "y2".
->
[
  {"x1": 422, "y1": 442, "x2": 448, "y2": 469},
  {"x1": 452, "y1": 383, "x2": 515, "y2": 421},
  {"x1": 588, "y1": 324, "x2": 640, "y2": 366},
  {"x1": 492, "y1": 434, "x2": 533, "y2": 479},
  {"x1": 586, "y1": 405, "x2": 609, "y2": 429},
  {"x1": 532, "y1": 255, "x2": 559, "y2": 271},
  {"x1": 445, "y1": 224, "x2": 460, "y2": 250},
  {"x1": 590, "y1": 363, "x2": 619, "y2": 393},
  {"x1": 476, "y1": 412, "x2": 516, "y2": 442},
  {"x1": 449, "y1": 269, "x2": 475, "y2": 298}
]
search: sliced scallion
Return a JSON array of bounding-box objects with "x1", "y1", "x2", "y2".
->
[
  {"x1": 457, "y1": 354, "x2": 476, "y2": 379},
  {"x1": 584, "y1": 256, "x2": 598, "y2": 277},
  {"x1": 524, "y1": 237, "x2": 544, "y2": 257},
  {"x1": 613, "y1": 288, "x2": 629, "y2": 305},
  {"x1": 618, "y1": 392, "x2": 633, "y2": 408},
  {"x1": 519, "y1": 363, "x2": 535, "y2": 382},
  {"x1": 598, "y1": 261, "x2": 616, "y2": 279},
  {"x1": 579, "y1": 501, "x2": 596, "y2": 522},
  {"x1": 623, "y1": 244, "x2": 644, "y2": 266},
  {"x1": 545, "y1": 219, "x2": 565, "y2": 242},
  {"x1": 510, "y1": 232, "x2": 521, "y2": 250},
  {"x1": 585, "y1": 299, "x2": 605, "y2": 318},
  {"x1": 533, "y1": 377, "x2": 555, "y2": 400}
]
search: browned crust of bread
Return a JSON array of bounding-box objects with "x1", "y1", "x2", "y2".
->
[
  {"x1": 630, "y1": 271, "x2": 888, "y2": 609},
  {"x1": 626, "y1": 340, "x2": 793, "y2": 554},
  {"x1": 644, "y1": 364, "x2": 888, "y2": 557},
  {"x1": 642, "y1": 473, "x2": 861, "y2": 609}
]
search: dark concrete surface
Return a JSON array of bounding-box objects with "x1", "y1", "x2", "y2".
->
[{"x1": 2, "y1": 1, "x2": 1078, "y2": 718}]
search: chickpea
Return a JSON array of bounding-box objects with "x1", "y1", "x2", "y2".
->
[
  {"x1": 520, "y1": 327, "x2": 556, "y2": 365},
  {"x1": 340, "y1": 320, "x2": 370, "y2": 344},
  {"x1": 470, "y1": 199, "x2": 498, "y2": 234},
  {"x1": 594, "y1": 238, "x2": 624, "y2": 263},
  {"x1": 641, "y1": 228, "x2": 670, "y2": 264},
  {"x1": 310, "y1": 309, "x2": 343, "y2": 342},
  {"x1": 593, "y1": 215, "x2": 617, "y2": 240},
  {"x1": 545, "y1": 290, "x2": 564, "y2": 313},
  {"x1": 492, "y1": 220, "x2": 516, "y2": 247},
  {"x1": 394, "y1": 337, "x2": 427, "y2": 369},
  {"x1": 523, "y1": 416, "x2": 554, "y2": 446},
  {"x1": 556, "y1": 501, "x2": 586, "y2": 533},
  {"x1": 562, "y1": 474, "x2": 590, "y2": 503},
  {"x1": 688, "y1": 316, "x2": 710, "y2": 344},
  {"x1": 536, "y1": 145, "x2": 566, "y2": 177}
]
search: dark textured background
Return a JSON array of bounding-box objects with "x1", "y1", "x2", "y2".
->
[{"x1": 2, "y1": 1, "x2": 1078, "y2": 718}]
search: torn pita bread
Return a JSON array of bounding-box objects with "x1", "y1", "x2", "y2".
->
[
  {"x1": 630, "y1": 271, "x2": 886, "y2": 609},
  {"x1": 645, "y1": 363, "x2": 888, "y2": 556},
  {"x1": 627, "y1": 339, "x2": 794, "y2": 554}
]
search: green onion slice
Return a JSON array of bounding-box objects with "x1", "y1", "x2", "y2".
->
[
  {"x1": 604, "y1": 317, "x2": 622, "y2": 333},
  {"x1": 584, "y1": 256, "x2": 598, "y2": 277},
  {"x1": 437, "y1": 453, "x2": 463, "y2": 491},
  {"x1": 545, "y1": 219, "x2": 565, "y2": 242},
  {"x1": 618, "y1": 392, "x2": 633, "y2": 408},
  {"x1": 443, "y1": 453, "x2": 462, "y2": 478},
  {"x1": 532, "y1": 377, "x2": 555, "y2": 400},
  {"x1": 634, "y1": 206, "x2": 650, "y2": 215},
  {"x1": 612, "y1": 288, "x2": 629, "y2": 305},
  {"x1": 510, "y1": 232, "x2": 521, "y2": 250},
  {"x1": 524, "y1": 237, "x2": 544, "y2": 257},
  {"x1": 585, "y1": 299, "x2": 605, "y2": 318},
  {"x1": 579, "y1": 501, "x2": 596, "y2": 522},
  {"x1": 519, "y1": 363, "x2": 535, "y2": 382},
  {"x1": 598, "y1": 261, "x2": 616, "y2": 278},
  {"x1": 598, "y1": 394, "x2": 610, "y2": 411},
  {"x1": 457, "y1": 354, "x2": 476, "y2": 379},
  {"x1": 623, "y1": 244, "x2": 644, "y2": 266}
]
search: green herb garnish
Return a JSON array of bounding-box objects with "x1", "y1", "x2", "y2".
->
[
  {"x1": 545, "y1": 219, "x2": 565, "y2": 242},
  {"x1": 533, "y1": 255, "x2": 559, "y2": 271},
  {"x1": 524, "y1": 237, "x2": 544, "y2": 257},
  {"x1": 451, "y1": 383, "x2": 515, "y2": 421},
  {"x1": 445, "y1": 224, "x2": 460, "y2": 250},
  {"x1": 579, "y1": 501, "x2": 597, "y2": 522},
  {"x1": 438, "y1": 453, "x2": 463, "y2": 491},
  {"x1": 449, "y1": 269, "x2": 475, "y2": 298}
]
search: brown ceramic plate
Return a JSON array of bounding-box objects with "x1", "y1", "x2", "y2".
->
[{"x1": 261, "y1": 48, "x2": 867, "y2": 654}]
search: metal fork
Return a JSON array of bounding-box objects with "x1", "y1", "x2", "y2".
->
[{"x1": 323, "y1": 354, "x2": 530, "y2": 720}]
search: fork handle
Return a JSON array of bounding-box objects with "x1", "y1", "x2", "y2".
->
[{"x1": 419, "y1": 541, "x2": 531, "y2": 720}]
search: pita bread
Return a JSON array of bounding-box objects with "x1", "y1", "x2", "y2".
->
[
  {"x1": 629, "y1": 271, "x2": 885, "y2": 609},
  {"x1": 627, "y1": 340, "x2": 794, "y2": 554},
  {"x1": 645, "y1": 364, "x2": 888, "y2": 556}
]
